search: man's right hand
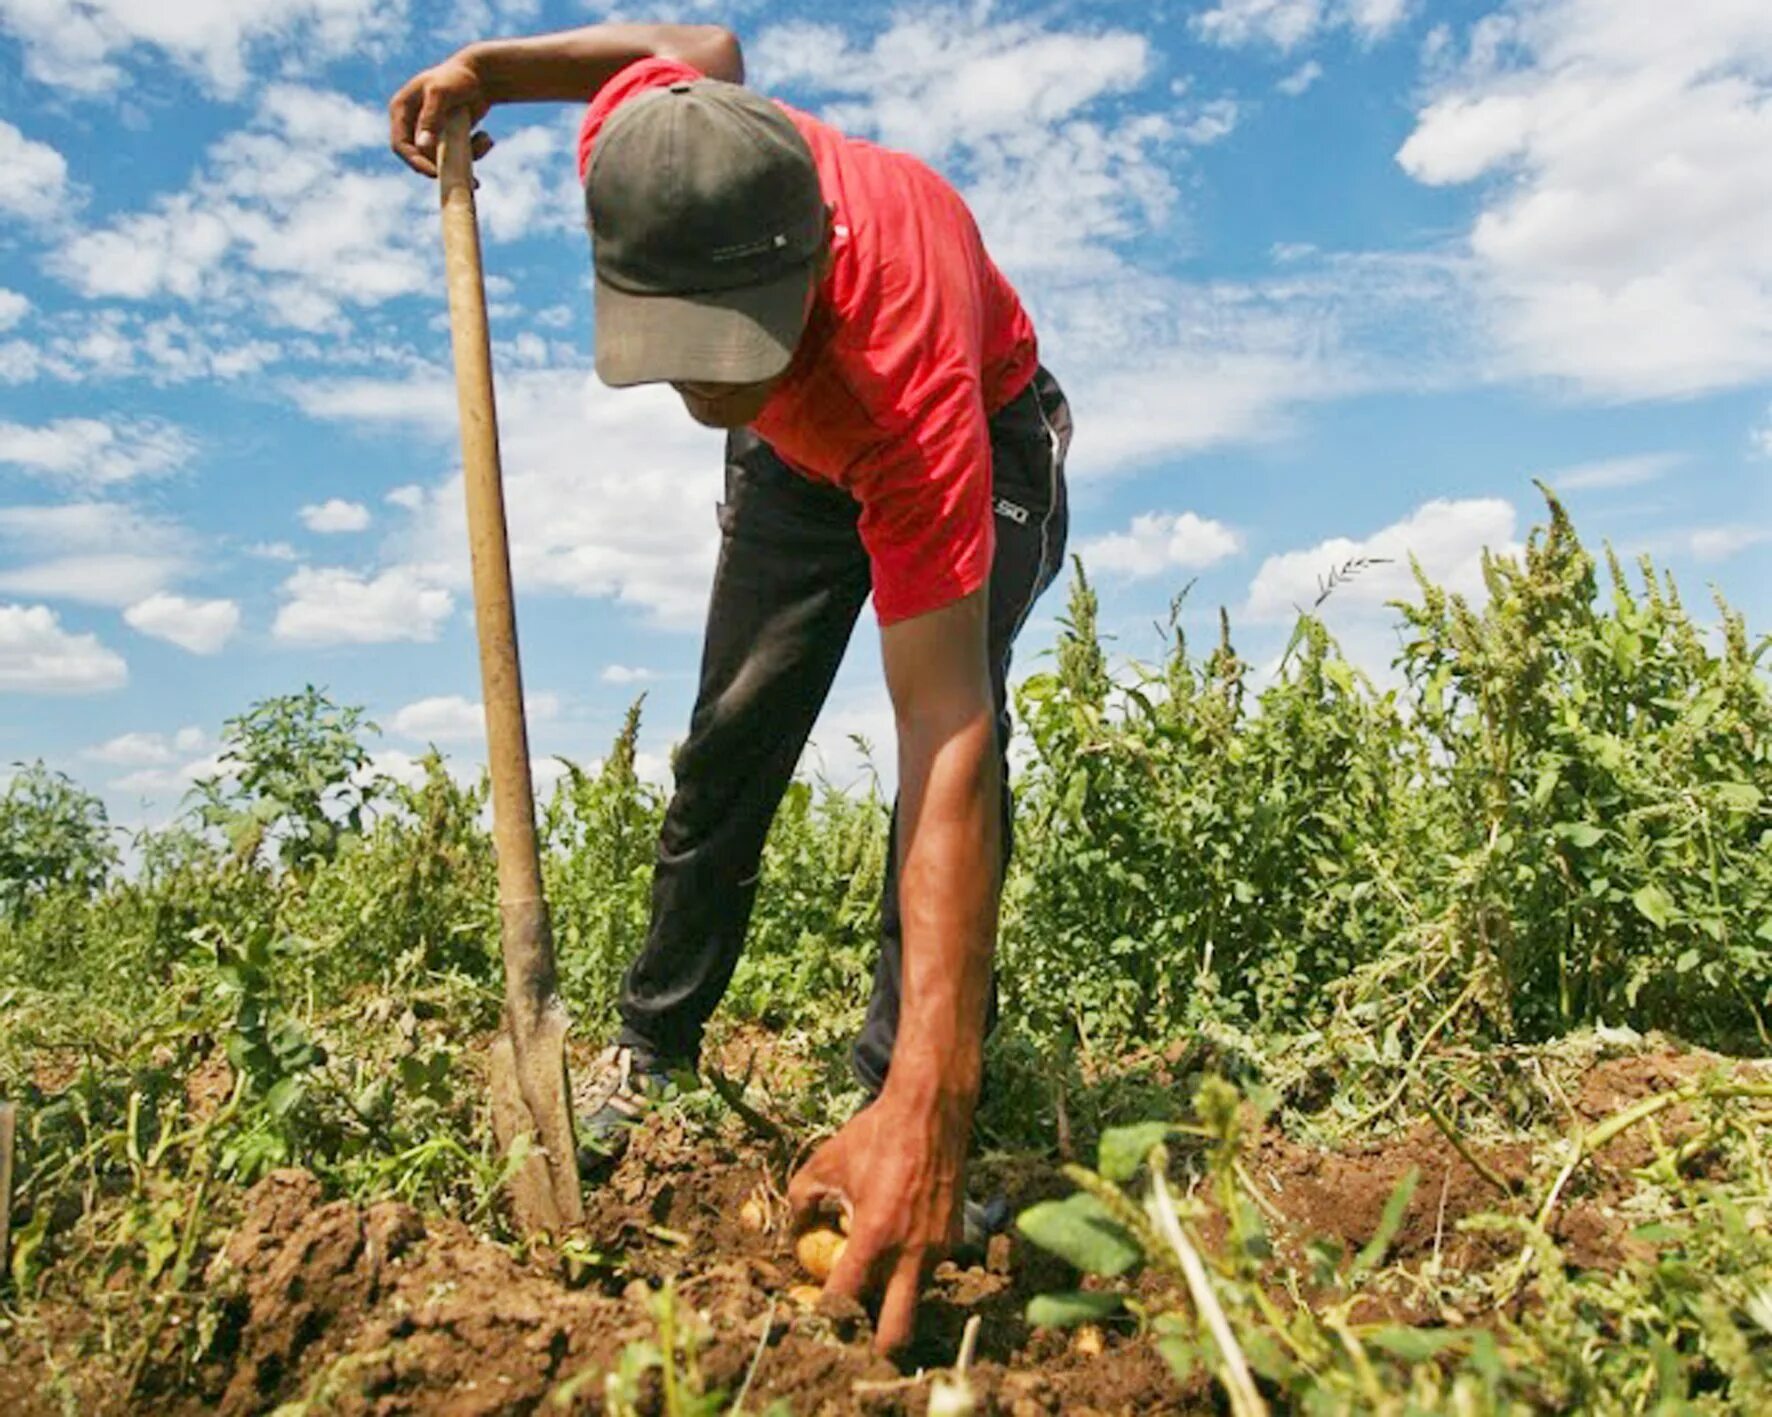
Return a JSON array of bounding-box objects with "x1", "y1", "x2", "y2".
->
[{"x1": 389, "y1": 55, "x2": 494, "y2": 178}]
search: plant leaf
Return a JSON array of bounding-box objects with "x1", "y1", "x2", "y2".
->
[
  {"x1": 1633, "y1": 884, "x2": 1675, "y2": 930},
  {"x1": 1098, "y1": 1122, "x2": 1173, "y2": 1183},
  {"x1": 1026, "y1": 1289, "x2": 1124, "y2": 1328},
  {"x1": 1366, "y1": 1326, "x2": 1472, "y2": 1362},
  {"x1": 1352, "y1": 1166, "x2": 1419, "y2": 1277},
  {"x1": 1017, "y1": 1194, "x2": 1144, "y2": 1277}
]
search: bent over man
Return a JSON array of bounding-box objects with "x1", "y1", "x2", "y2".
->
[{"x1": 390, "y1": 21, "x2": 1071, "y2": 1352}]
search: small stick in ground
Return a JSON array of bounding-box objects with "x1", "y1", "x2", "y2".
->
[
  {"x1": 0, "y1": 1101, "x2": 13, "y2": 1287},
  {"x1": 729, "y1": 1298, "x2": 777, "y2": 1415}
]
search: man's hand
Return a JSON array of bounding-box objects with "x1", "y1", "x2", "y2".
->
[
  {"x1": 785, "y1": 587, "x2": 999, "y2": 1355},
  {"x1": 788, "y1": 1082, "x2": 970, "y2": 1354},
  {"x1": 389, "y1": 55, "x2": 494, "y2": 178}
]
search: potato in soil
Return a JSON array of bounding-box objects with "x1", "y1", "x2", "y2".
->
[{"x1": 795, "y1": 1226, "x2": 847, "y2": 1282}]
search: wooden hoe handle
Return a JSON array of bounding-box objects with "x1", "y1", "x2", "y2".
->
[{"x1": 438, "y1": 109, "x2": 582, "y2": 1231}]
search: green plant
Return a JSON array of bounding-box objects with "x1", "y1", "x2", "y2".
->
[
  {"x1": 192, "y1": 687, "x2": 385, "y2": 874},
  {"x1": 0, "y1": 761, "x2": 116, "y2": 924}
]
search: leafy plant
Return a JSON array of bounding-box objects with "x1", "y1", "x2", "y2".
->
[
  {"x1": 191, "y1": 687, "x2": 385, "y2": 874},
  {"x1": 0, "y1": 761, "x2": 116, "y2": 923}
]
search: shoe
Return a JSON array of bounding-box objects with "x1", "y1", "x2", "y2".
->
[
  {"x1": 961, "y1": 1193, "x2": 1012, "y2": 1252},
  {"x1": 575, "y1": 1043, "x2": 689, "y2": 1164}
]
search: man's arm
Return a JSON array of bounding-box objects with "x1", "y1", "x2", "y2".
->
[
  {"x1": 788, "y1": 587, "x2": 1000, "y2": 1353},
  {"x1": 389, "y1": 23, "x2": 742, "y2": 177}
]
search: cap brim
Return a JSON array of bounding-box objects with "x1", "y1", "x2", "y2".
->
[{"x1": 594, "y1": 264, "x2": 814, "y2": 389}]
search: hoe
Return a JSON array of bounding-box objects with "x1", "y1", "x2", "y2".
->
[{"x1": 437, "y1": 111, "x2": 582, "y2": 1233}]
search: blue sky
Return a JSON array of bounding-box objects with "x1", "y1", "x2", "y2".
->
[{"x1": 0, "y1": 0, "x2": 1767, "y2": 827}]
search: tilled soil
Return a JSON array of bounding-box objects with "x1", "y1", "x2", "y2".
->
[{"x1": 0, "y1": 1046, "x2": 1744, "y2": 1415}]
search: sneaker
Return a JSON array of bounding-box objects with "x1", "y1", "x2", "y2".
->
[
  {"x1": 961, "y1": 1193, "x2": 1012, "y2": 1252},
  {"x1": 575, "y1": 1043, "x2": 689, "y2": 1164}
]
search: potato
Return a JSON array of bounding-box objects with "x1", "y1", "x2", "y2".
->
[
  {"x1": 738, "y1": 1196, "x2": 768, "y2": 1233},
  {"x1": 794, "y1": 1226, "x2": 848, "y2": 1283}
]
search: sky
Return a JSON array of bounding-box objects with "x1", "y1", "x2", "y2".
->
[{"x1": 0, "y1": 0, "x2": 1768, "y2": 832}]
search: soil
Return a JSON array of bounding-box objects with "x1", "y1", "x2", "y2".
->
[{"x1": 0, "y1": 1045, "x2": 1751, "y2": 1415}]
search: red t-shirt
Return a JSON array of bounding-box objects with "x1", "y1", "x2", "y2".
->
[{"x1": 577, "y1": 58, "x2": 1040, "y2": 624}]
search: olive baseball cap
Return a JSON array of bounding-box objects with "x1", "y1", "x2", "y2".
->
[{"x1": 587, "y1": 78, "x2": 825, "y2": 389}]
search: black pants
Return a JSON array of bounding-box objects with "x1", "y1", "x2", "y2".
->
[{"x1": 617, "y1": 367, "x2": 1071, "y2": 1091}]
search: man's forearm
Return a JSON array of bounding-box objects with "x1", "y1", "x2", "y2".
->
[
  {"x1": 462, "y1": 23, "x2": 743, "y2": 105},
  {"x1": 885, "y1": 708, "x2": 1001, "y2": 1112}
]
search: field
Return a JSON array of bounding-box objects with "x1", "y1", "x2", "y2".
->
[{"x1": 2, "y1": 492, "x2": 1769, "y2": 1414}]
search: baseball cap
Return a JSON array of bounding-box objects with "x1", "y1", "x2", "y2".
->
[{"x1": 586, "y1": 78, "x2": 826, "y2": 389}]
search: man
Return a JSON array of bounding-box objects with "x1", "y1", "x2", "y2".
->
[{"x1": 390, "y1": 21, "x2": 1070, "y2": 1353}]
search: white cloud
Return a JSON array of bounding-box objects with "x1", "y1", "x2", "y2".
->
[
  {"x1": 303, "y1": 366, "x2": 727, "y2": 626},
  {"x1": 1752, "y1": 406, "x2": 1772, "y2": 457},
  {"x1": 390, "y1": 694, "x2": 484, "y2": 743},
  {"x1": 1345, "y1": 0, "x2": 1412, "y2": 42},
  {"x1": 1044, "y1": 269, "x2": 1373, "y2": 474},
  {"x1": 1545, "y1": 452, "x2": 1685, "y2": 491},
  {"x1": 290, "y1": 373, "x2": 458, "y2": 425},
  {"x1": 0, "y1": 0, "x2": 404, "y2": 97},
  {"x1": 0, "y1": 554, "x2": 184, "y2": 607},
  {"x1": 14, "y1": 310, "x2": 281, "y2": 387},
  {"x1": 472, "y1": 121, "x2": 579, "y2": 244},
  {"x1": 744, "y1": 7, "x2": 1443, "y2": 477},
  {"x1": 271, "y1": 565, "x2": 454, "y2": 645},
  {"x1": 1181, "y1": 99, "x2": 1242, "y2": 146},
  {"x1": 1246, "y1": 498, "x2": 1519, "y2": 622},
  {"x1": 0, "y1": 119, "x2": 70, "y2": 223},
  {"x1": 754, "y1": 13, "x2": 1177, "y2": 279},
  {"x1": 109, "y1": 750, "x2": 226, "y2": 797},
  {"x1": 123, "y1": 593, "x2": 241, "y2": 654},
  {"x1": 0, "y1": 502, "x2": 191, "y2": 606},
  {"x1": 85, "y1": 731, "x2": 175, "y2": 766},
  {"x1": 0, "y1": 603, "x2": 126, "y2": 692},
  {"x1": 1277, "y1": 60, "x2": 1324, "y2": 95},
  {"x1": 1397, "y1": 0, "x2": 1772, "y2": 399},
  {"x1": 1689, "y1": 526, "x2": 1769, "y2": 562},
  {"x1": 385, "y1": 484, "x2": 425, "y2": 510},
  {"x1": 247, "y1": 540, "x2": 299, "y2": 561},
  {"x1": 601, "y1": 664, "x2": 657, "y2": 684},
  {"x1": 300, "y1": 498, "x2": 371, "y2": 533},
  {"x1": 255, "y1": 80, "x2": 386, "y2": 150},
  {"x1": 52, "y1": 79, "x2": 569, "y2": 334},
  {"x1": 84, "y1": 726, "x2": 207, "y2": 767},
  {"x1": 0, "y1": 290, "x2": 27, "y2": 331},
  {"x1": 1195, "y1": 0, "x2": 1412, "y2": 50},
  {"x1": 1080, "y1": 512, "x2": 1244, "y2": 578},
  {"x1": 0, "y1": 416, "x2": 194, "y2": 485},
  {"x1": 1197, "y1": 0, "x2": 1323, "y2": 49},
  {"x1": 390, "y1": 690, "x2": 561, "y2": 743}
]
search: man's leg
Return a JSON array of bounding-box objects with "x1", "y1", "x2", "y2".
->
[
  {"x1": 851, "y1": 368, "x2": 1073, "y2": 1092},
  {"x1": 617, "y1": 430, "x2": 872, "y2": 1066}
]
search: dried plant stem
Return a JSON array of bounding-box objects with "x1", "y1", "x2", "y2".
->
[
  {"x1": 1423, "y1": 1098, "x2": 1515, "y2": 1198},
  {"x1": 1150, "y1": 1170, "x2": 1269, "y2": 1417},
  {"x1": 1352, "y1": 975, "x2": 1482, "y2": 1130}
]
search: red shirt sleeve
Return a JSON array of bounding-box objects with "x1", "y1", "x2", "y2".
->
[{"x1": 576, "y1": 56, "x2": 706, "y2": 184}]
